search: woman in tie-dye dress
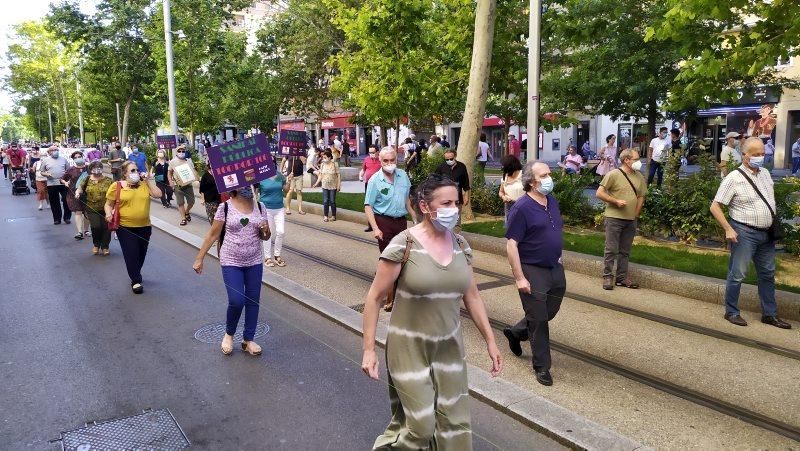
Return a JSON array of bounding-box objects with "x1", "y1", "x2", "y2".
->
[{"x1": 361, "y1": 175, "x2": 503, "y2": 450}]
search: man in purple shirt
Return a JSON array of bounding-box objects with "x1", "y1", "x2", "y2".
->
[
  {"x1": 502, "y1": 161, "x2": 566, "y2": 387},
  {"x1": 86, "y1": 146, "x2": 103, "y2": 162}
]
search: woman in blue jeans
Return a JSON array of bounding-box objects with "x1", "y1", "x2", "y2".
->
[{"x1": 194, "y1": 186, "x2": 270, "y2": 356}]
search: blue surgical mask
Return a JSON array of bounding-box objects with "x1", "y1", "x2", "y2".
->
[
  {"x1": 74, "y1": 158, "x2": 85, "y2": 166},
  {"x1": 431, "y1": 207, "x2": 459, "y2": 232},
  {"x1": 177, "y1": 152, "x2": 186, "y2": 160},
  {"x1": 536, "y1": 176, "x2": 555, "y2": 195},
  {"x1": 749, "y1": 156, "x2": 765, "y2": 168}
]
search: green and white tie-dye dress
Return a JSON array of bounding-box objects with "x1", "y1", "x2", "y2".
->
[{"x1": 373, "y1": 231, "x2": 474, "y2": 450}]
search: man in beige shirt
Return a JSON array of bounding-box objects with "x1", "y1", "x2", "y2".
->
[{"x1": 595, "y1": 149, "x2": 648, "y2": 290}]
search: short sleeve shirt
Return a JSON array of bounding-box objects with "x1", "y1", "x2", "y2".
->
[
  {"x1": 505, "y1": 194, "x2": 564, "y2": 267},
  {"x1": 128, "y1": 152, "x2": 147, "y2": 173},
  {"x1": 713, "y1": 165, "x2": 774, "y2": 229},
  {"x1": 649, "y1": 137, "x2": 669, "y2": 162},
  {"x1": 364, "y1": 169, "x2": 411, "y2": 218},
  {"x1": 214, "y1": 201, "x2": 268, "y2": 267},
  {"x1": 600, "y1": 168, "x2": 648, "y2": 220},
  {"x1": 105, "y1": 182, "x2": 152, "y2": 228}
]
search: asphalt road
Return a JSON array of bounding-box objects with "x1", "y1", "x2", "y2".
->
[{"x1": 0, "y1": 186, "x2": 560, "y2": 450}]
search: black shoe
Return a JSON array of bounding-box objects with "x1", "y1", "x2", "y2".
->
[
  {"x1": 724, "y1": 313, "x2": 748, "y2": 327},
  {"x1": 761, "y1": 316, "x2": 792, "y2": 329},
  {"x1": 64, "y1": 219, "x2": 71, "y2": 224},
  {"x1": 503, "y1": 328, "x2": 523, "y2": 357},
  {"x1": 535, "y1": 368, "x2": 553, "y2": 386},
  {"x1": 54, "y1": 221, "x2": 61, "y2": 225},
  {"x1": 131, "y1": 283, "x2": 144, "y2": 294},
  {"x1": 364, "y1": 226, "x2": 373, "y2": 232}
]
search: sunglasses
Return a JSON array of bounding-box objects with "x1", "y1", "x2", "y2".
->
[{"x1": 445, "y1": 158, "x2": 455, "y2": 162}]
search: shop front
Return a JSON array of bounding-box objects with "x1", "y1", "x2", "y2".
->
[{"x1": 320, "y1": 114, "x2": 361, "y2": 155}]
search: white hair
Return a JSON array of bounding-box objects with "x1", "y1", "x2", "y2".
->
[
  {"x1": 379, "y1": 146, "x2": 397, "y2": 158},
  {"x1": 741, "y1": 137, "x2": 764, "y2": 156}
]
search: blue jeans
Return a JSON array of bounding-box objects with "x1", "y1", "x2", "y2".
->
[
  {"x1": 322, "y1": 188, "x2": 337, "y2": 217},
  {"x1": 792, "y1": 156, "x2": 800, "y2": 174},
  {"x1": 647, "y1": 161, "x2": 663, "y2": 186},
  {"x1": 221, "y1": 264, "x2": 263, "y2": 341},
  {"x1": 724, "y1": 220, "x2": 777, "y2": 317}
]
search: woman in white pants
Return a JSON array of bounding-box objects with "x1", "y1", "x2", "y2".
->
[{"x1": 257, "y1": 173, "x2": 287, "y2": 267}]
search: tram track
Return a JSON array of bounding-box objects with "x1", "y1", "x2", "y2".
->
[
  {"x1": 277, "y1": 237, "x2": 800, "y2": 442},
  {"x1": 285, "y1": 218, "x2": 800, "y2": 363}
]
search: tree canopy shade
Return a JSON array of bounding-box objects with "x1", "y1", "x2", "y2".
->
[
  {"x1": 541, "y1": 0, "x2": 681, "y2": 136},
  {"x1": 646, "y1": 0, "x2": 800, "y2": 111}
]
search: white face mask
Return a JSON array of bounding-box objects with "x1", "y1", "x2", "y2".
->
[
  {"x1": 631, "y1": 160, "x2": 643, "y2": 171},
  {"x1": 127, "y1": 172, "x2": 141, "y2": 184},
  {"x1": 430, "y1": 207, "x2": 459, "y2": 232},
  {"x1": 383, "y1": 164, "x2": 396, "y2": 174}
]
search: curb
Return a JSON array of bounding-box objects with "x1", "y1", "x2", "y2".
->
[
  {"x1": 151, "y1": 216, "x2": 645, "y2": 450},
  {"x1": 289, "y1": 201, "x2": 800, "y2": 322}
]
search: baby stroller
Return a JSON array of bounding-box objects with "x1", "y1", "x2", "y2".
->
[{"x1": 11, "y1": 170, "x2": 31, "y2": 195}]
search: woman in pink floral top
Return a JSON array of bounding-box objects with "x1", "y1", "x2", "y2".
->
[{"x1": 194, "y1": 186, "x2": 269, "y2": 356}]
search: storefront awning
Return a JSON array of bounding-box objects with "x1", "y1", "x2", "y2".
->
[
  {"x1": 280, "y1": 120, "x2": 305, "y2": 131},
  {"x1": 697, "y1": 104, "x2": 764, "y2": 117},
  {"x1": 320, "y1": 114, "x2": 354, "y2": 130}
]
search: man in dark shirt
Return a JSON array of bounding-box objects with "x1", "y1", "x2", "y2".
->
[
  {"x1": 433, "y1": 148, "x2": 470, "y2": 206},
  {"x1": 502, "y1": 161, "x2": 566, "y2": 387}
]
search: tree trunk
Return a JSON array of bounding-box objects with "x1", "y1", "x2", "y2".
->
[
  {"x1": 121, "y1": 95, "x2": 133, "y2": 146},
  {"x1": 646, "y1": 103, "x2": 658, "y2": 158},
  {"x1": 456, "y1": 0, "x2": 497, "y2": 220},
  {"x1": 503, "y1": 118, "x2": 512, "y2": 155},
  {"x1": 394, "y1": 118, "x2": 401, "y2": 152}
]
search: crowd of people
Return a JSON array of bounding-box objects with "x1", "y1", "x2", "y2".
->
[{"x1": 3, "y1": 129, "x2": 795, "y2": 449}]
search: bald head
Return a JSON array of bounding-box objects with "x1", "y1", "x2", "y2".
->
[{"x1": 741, "y1": 137, "x2": 764, "y2": 156}]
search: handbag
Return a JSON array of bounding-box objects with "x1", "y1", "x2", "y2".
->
[
  {"x1": 735, "y1": 168, "x2": 784, "y2": 241},
  {"x1": 107, "y1": 182, "x2": 122, "y2": 231}
]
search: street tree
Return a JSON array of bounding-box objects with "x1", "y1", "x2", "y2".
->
[
  {"x1": 646, "y1": 0, "x2": 800, "y2": 110},
  {"x1": 457, "y1": 0, "x2": 497, "y2": 220},
  {"x1": 48, "y1": 0, "x2": 159, "y2": 145},
  {"x1": 541, "y1": 0, "x2": 681, "y2": 139}
]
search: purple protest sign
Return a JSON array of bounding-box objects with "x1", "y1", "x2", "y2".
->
[
  {"x1": 207, "y1": 134, "x2": 276, "y2": 193},
  {"x1": 157, "y1": 134, "x2": 177, "y2": 151},
  {"x1": 278, "y1": 130, "x2": 308, "y2": 157}
]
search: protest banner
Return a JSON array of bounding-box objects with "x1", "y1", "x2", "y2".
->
[
  {"x1": 278, "y1": 130, "x2": 308, "y2": 157},
  {"x1": 157, "y1": 134, "x2": 177, "y2": 151},
  {"x1": 207, "y1": 134, "x2": 277, "y2": 193}
]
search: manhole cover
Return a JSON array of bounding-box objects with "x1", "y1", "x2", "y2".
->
[
  {"x1": 194, "y1": 321, "x2": 270, "y2": 344},
  {"x1": 350, "y1": 303, "x2": 365, "y2": 313},
  {"x1": 5, "y1": 217, "x2": 34, "y2": 222},
  {"x1": 59, "y1": 408, "x2": 189, "y2": 450}
]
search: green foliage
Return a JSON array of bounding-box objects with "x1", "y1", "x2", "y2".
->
[
  {"x1": 541, "y1": 0, "x2": 682, "y2": 134},
  {"x1": 639, "y1": 153, "x2": 722, "y2": 243},
  {"x1": 469, "y1": 167, "x2": 504, "y2": 216},
  {"x1": 551, "y1": 170, "x2": 602, "y2": 227},
  {"x1": 409, "y1": 153, "x2": 445, "y2": 188},
  {"x1": 647, "y1": 0, "x2": 800, "y2": 110},
  {"x1": 774, "y1": 178, "x2": 800, "y2": 255}
]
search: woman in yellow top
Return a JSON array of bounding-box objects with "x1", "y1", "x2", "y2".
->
[{"x1": 104, "y1": 161, "x2": 163, "y2": 294}]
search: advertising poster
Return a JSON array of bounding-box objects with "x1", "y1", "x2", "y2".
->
[
  {"x1": 278, "y1": 130, "x2": 308, "y2": 157},
  {"x1": 207, "y1": 134, "x2": 276, "y2": 193},
  {"x1": 157, "y1": 134, "x2": 178, "y2": 151}
]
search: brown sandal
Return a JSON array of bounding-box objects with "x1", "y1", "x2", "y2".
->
[
  {"x1": 221, "y1": 334, "x2": 234, "y2": 355},
  {"x1": 241, "y1": 341, "x2": 262, "y2": 356},
  {"x1": 615, "y1": 279, "x2": 640, "y2": 289}
]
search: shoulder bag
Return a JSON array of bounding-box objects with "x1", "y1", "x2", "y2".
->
[
  {"x1": 384, "y1": 231, "x2": 414, "y2": 312},
  {"x1": 617, "y1": 168, "x2": 638, "y2": 196},
  {"x1": 107, "y1": 182, "x2": 122, "y2": 231},
  {"x1": 735, "y1": 168, "x2": 784, "y2": 241}
]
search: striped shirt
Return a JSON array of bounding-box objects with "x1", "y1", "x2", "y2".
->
[{"x1": 713, "y1": 164, "x2": 775, "y2": 229}]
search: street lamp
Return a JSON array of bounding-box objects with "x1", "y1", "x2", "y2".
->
[
  {"x1": 526, "y1": 0, "x2": 542, "y2": 162},
  {"x1": 163, "y1": 0, "x2": 179, "y2": 155}
]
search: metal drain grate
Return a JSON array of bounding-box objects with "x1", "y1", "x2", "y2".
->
[
  {"x1": 59, "y1": 408, "x2": 189, "y2": 450},
  {"x1": 349, "y1": 303, "x2": 365, "y2": 313},
  {"x1": 194, "y1": 321, "x2": 270, "y2": 344}
]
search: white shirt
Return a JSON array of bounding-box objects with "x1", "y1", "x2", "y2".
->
[
  {"x1": 720, "y1": 145, "x2": 741, "y2": 165},
  {"x1": 477, "y1": 141, "x2": 490, "y2": 162},
  {"x1": 648, "y1": 137, "x2": 669, "y2": 162},
  {"x1": 713, "y1": 165, "x2": 775, "y2": 229},
  {"x1": 333, "y1": 138, "x2": 342, "y2": 150}
]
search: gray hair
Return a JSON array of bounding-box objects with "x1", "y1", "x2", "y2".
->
[
  {"x1": 521, "y1": 161, "x2": 549, "y2": 192},
  {"x1": 741, "y1": 136, "x2": 764, "y2": 156},
  {"x1": 379, "y1": 146, "x2": 397, "y2": 158}
]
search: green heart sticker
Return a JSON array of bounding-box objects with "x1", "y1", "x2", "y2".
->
[
  {"x1": 380, "y1": 187, "x2": 389, "y2": 195},
  {"x1": 240, "y1": 217, "x2": 249, "y2": 227}
]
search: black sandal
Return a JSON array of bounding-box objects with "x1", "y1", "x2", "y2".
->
[
  {"x1": 185, "y1": 214, "x2": 192, "y2": 223},
  {"x1": 180, "y1": 218, "x2": 188, "y2": 226}
]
